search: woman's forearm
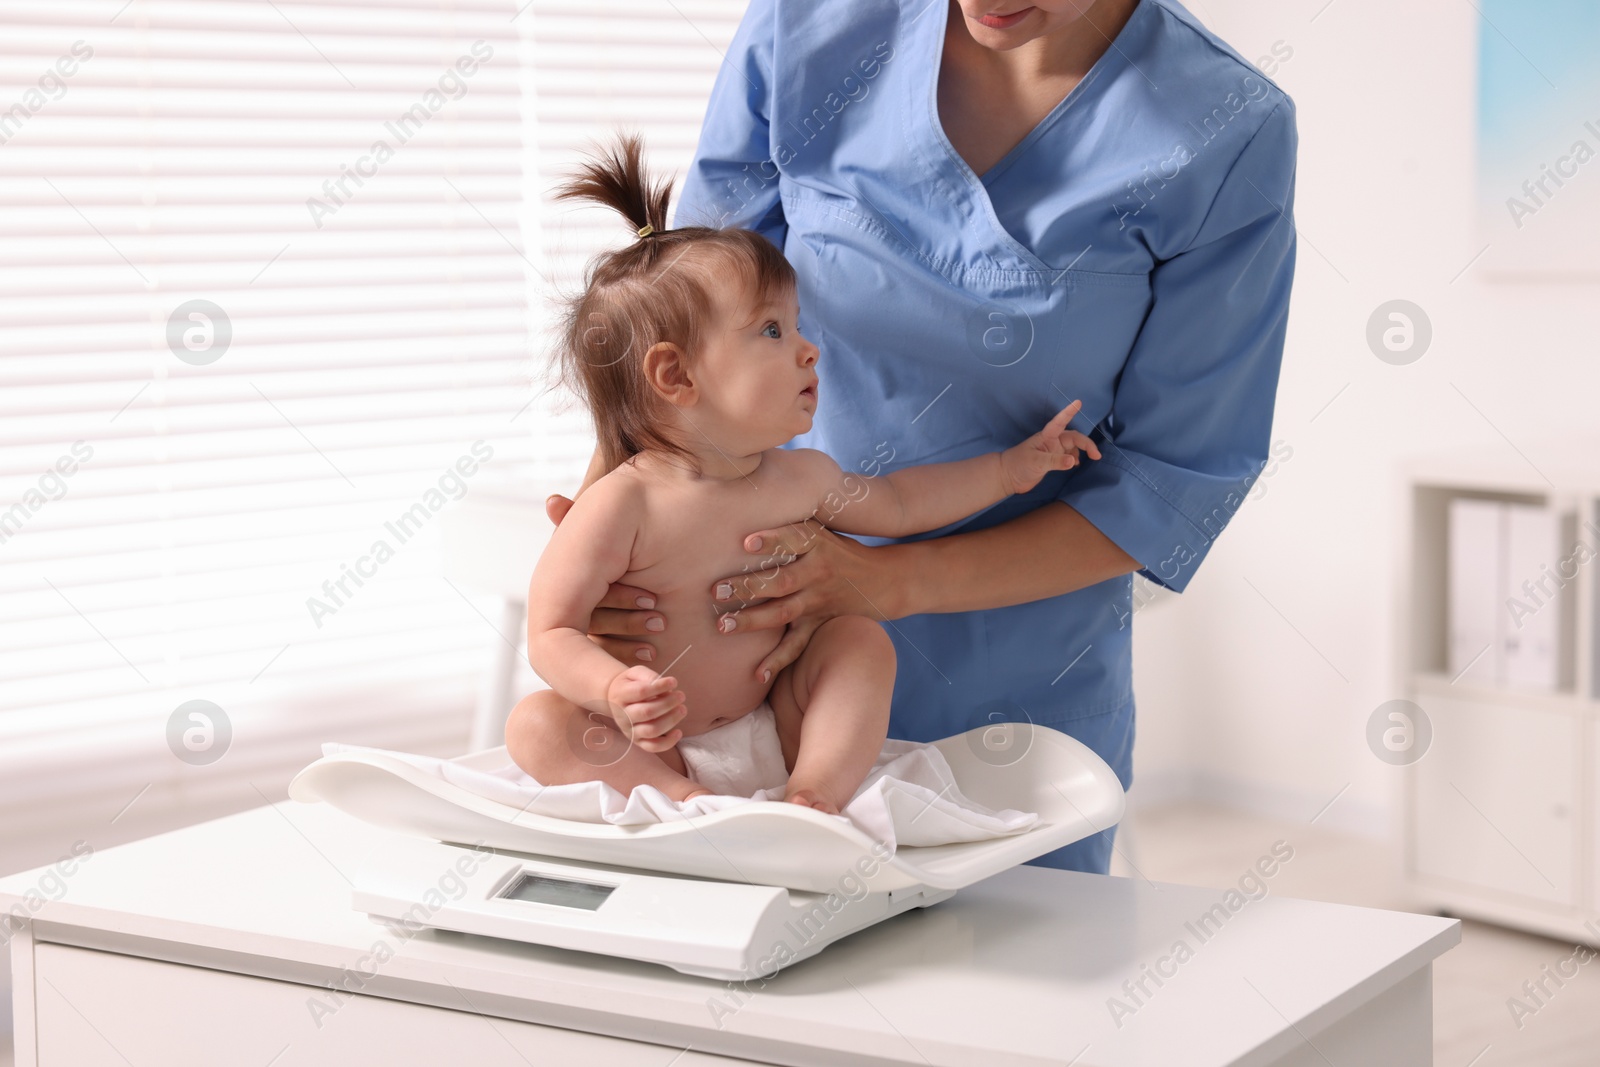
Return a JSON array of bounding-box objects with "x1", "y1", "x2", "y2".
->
[{"x1": 882, "y1": 501, "x2": 1142, "y2": 617}]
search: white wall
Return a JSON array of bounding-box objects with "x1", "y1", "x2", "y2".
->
[{"x1": 1127, "y1": 0, "x2": 1600, "y2": 839}]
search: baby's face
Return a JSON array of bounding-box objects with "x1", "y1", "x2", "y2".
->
[{"x1": 693, "y1": 284, "x2": 820, "y2": 451}]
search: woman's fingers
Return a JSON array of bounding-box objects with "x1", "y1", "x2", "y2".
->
[
  {"x1": 710, "y1": 521, "x2": 825, "y2": 604},
  {"x1": 754, "y1": 616, "x2": 821, "y2": 683},
  {"x1": 584, "y1": 583, "x2": 664, "y2": 662},
  {"x1": 545, "y1": 493, "x2": 574, "y2": 526},
  {"x1": 716, "y1": 564, "x2": 798, "y2": 605},
  {"x1": 589, "y1": 634, "x2": 658, "y2": 664},
  {"x1": 739, "y1": 518, "x2": 824, "y2": 561},
  {"x1": 714, "y1": 591, "x2": 805, "y2": 635},
  {"x1": 587, "y1": 605, "x2": 664, "y2": 637},
  {"x1": 713, "y1": 552, "x2": 826, "y2": 627},
  {"x1": 595, "y1": 581, "x2": 660, "y2": 612}
]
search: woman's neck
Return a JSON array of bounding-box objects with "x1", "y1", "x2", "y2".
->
[{"x1": 945, "y1": 0, "x2": 1140, "y2": 84}]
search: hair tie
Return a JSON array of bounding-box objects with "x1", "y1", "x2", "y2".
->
[{"x1": 636, "y1": 223, "x2": 655, "y2": 238}]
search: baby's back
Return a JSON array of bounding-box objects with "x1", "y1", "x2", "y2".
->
[{"x1": 600, "y1": 449, "x2": 822, "y2": 735}]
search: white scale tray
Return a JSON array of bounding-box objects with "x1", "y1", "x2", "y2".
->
[{"x1": 291, "y1": 722, "x2": 1125, "y2": 895}]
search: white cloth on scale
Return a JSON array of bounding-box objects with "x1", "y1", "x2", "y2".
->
[{"x1": 323, "y1": 705, "x2": 1038, "y2": 851}]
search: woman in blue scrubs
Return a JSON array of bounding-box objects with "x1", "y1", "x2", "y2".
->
[{"x1": 551, "y1": 0, "x2": 1298, "y2": 874}]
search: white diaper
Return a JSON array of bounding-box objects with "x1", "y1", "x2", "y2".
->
[
  {"x1": 659, "y1": 701, "x2": 1042, "y2": 848},
  {"x1": 677, "y1": 702, "x2": 790, "y2": 798}
]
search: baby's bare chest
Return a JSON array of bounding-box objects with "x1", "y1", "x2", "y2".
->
[
  {"x1": 606, "y1": 459, "x2": 822, "y2": 724},
  {"x1": 623, "y1": 477, "x2": 819, "y2": 600}
]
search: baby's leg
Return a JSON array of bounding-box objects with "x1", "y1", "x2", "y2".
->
[
  {"x1": 504, "y1": 690, "x2": 711, "y2": 803},
  {"x1": 767, "y1": 615, "x2": 895, "y2": 815}
]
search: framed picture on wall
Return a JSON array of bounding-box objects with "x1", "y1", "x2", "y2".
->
[{"x1": 1475, "y1": 0, "x2": 1600, "y2": 279}]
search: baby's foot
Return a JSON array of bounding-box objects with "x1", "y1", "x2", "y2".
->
[
  {"x1": 784, "y1": 786, "x2": 840, "y2": 815},
  {"x1": 683, "y1": 787, "x2": 713, "y2": 802}
]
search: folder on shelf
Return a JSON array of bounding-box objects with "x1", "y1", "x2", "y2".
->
[
  {"x1": 1504, "y1": 504, "x2": 1559, "y2": 691},
  {"x1": 1447, "y1": 499, "x2": 1562, "y2": 692},
  {"x1": 1447, "y1": 499, "x2": 1502, "y2": 686}
]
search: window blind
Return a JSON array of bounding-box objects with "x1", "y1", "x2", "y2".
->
[
  {"x1": 528, "y1": 0, "x2": 748, "y2": 303},
  {"x1": 0, "y1": 0, "x2": 539, "y2": 777}
]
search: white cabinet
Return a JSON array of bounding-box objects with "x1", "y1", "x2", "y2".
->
[
  {"x1": 31, "y1": 943, "x2": 769, "y2": 1067},
  {"x1": 1400, "y1": 457, "x2": 1600, "y2": 944},
  {"x1": 1411, "y1": 692, "x2": 1577, "y2": 908},
  {"x1": 1592, "y1": 723, "x2": 1600, "y2": 919}
]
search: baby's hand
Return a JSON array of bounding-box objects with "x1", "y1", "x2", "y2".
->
[
  {"x1": 998, "y1": 399, "x2": 1101, "y2": 494},
  {"x1": 605, "y1": 665, "x2": 688, "y2": 753}
]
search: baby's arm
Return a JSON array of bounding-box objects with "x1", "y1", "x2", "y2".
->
[
  {"x1": 801, "y1": 399, "x2": 1101, "y2": 539},
  {"x1": 525, "y1": 477, "x2": 684, "y2": 749}
]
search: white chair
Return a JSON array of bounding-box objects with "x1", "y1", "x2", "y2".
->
[{"x1": 439, "y1": 476, "x2": 551, "y2": 751}]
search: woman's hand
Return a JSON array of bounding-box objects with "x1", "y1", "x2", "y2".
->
[
  {"x1": 709, "y1": 519, "x2": 899, "y2": 682},
  {"x1": 546, "y1": 493, "x2": 664, "y2": 664}
]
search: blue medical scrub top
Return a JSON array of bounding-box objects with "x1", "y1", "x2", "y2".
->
[{"x1": 674, "y1": 0, "x2": 1298, "y2": 872}]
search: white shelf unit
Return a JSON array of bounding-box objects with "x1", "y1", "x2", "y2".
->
[{"x1": 1400, "y1": 448, "x2": 1600, "y2": 945}]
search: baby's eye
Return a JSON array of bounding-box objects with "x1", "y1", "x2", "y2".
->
[{"x1": 761, "y1": 321, "x2": 781, "y2": 339}]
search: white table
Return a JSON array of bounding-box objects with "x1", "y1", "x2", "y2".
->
[{"x1": 2, "y1": 802, "x2": 1458, "y2": 1066}]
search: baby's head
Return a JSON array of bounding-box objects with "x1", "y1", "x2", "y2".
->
[{"x1": 551, "y1": 134, "x2": 820, "y2": 476}]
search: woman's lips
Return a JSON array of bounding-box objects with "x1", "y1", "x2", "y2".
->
[{"x1": 977, "y1": 7, "x2": 1033, "y2": 29}]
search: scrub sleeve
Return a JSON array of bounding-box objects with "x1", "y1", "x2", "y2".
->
[{"x1": 674, "y1": 0, "x2": 1299, "y2": 874}]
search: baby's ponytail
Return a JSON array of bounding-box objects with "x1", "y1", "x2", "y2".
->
[{"x1": 552, "y1": 132, "x2": 671, "y2": 241}]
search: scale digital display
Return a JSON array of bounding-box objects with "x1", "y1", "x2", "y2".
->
[{"x1": 499, "y1": 871, "x2": 614, "y2": 911}]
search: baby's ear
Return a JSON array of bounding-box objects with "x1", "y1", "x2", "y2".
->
[{"x1": 641, "y1": 341, "x2": 694, "y2": 405}]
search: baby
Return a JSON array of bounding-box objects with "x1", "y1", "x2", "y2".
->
[{"x1": 506, "y1": 134, "x2": 1099, "y2": 815}]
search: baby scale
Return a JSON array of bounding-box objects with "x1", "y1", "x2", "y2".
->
[{"x1": 288, "y1": 722, "x2": 1125, "y2": 981}]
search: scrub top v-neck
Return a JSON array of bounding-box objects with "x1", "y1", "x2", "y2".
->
[
  {"x1": 675, "y1": 0, "x2": 1299, "y2": 869},
  {"x1": 926, "y1": 0, "x2": 1126, "y2": 261}
]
